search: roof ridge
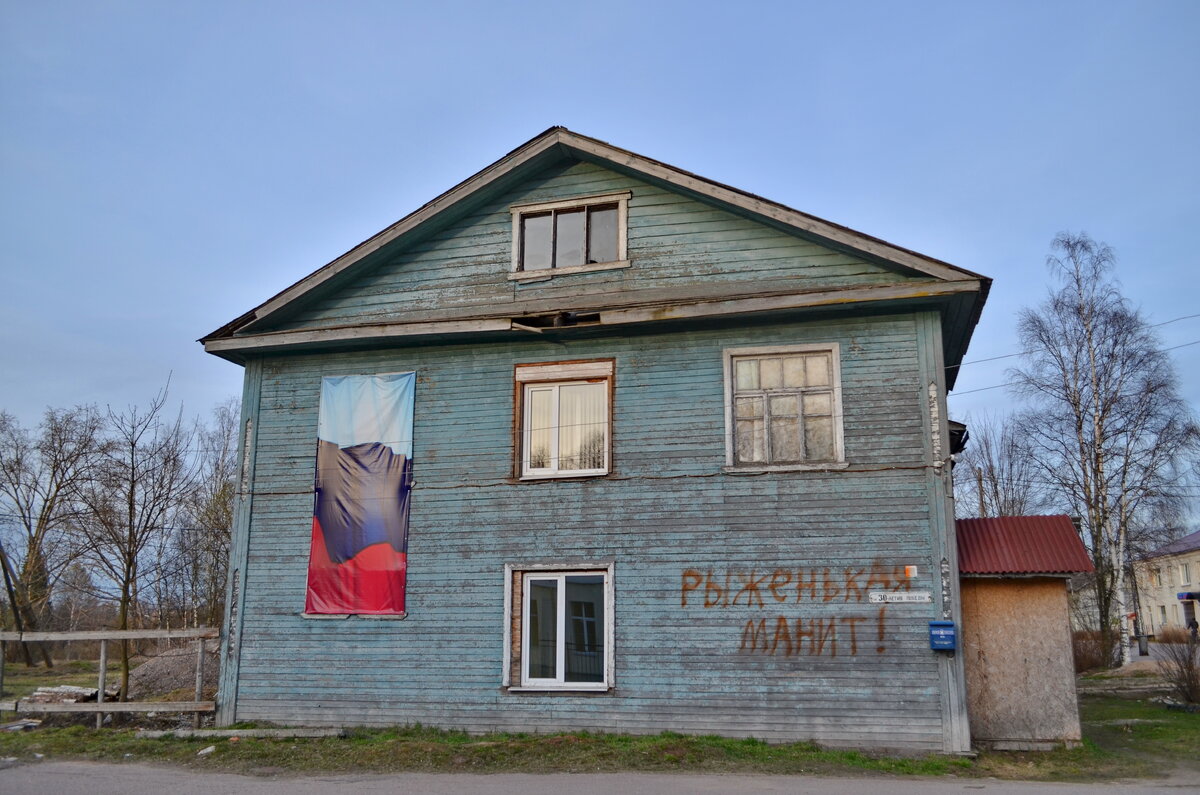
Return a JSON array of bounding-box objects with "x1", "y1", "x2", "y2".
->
[{"x1": 202, "y1": 127, "x2": 989, "y2": 345}]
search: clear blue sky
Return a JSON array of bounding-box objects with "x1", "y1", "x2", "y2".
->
[{"x1": 2, "y1": 1, "x2": 1197, "y2": 430}]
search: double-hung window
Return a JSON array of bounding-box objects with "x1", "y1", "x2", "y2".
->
[
  {"x1": 724, "y1": 344, "x2": 845, "y2": 468},
  {"x1": 516, "y1": 360, "x2": 613, "y2": 479},
  {"x1": 510, "y1": 192, "x2": 630, "y2": 281},
  {"x1": 504, "y1": 563, "x2": 614, "y2": 691}
]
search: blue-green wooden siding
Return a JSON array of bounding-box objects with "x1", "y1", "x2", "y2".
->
[
  {"x1": 228, "y1": 311, "x2": 960, "y2": 750},
  {"x1": 258, "y1": 160, "x2": 929, "y2": 334}
]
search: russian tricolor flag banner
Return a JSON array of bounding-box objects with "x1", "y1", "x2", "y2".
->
[{"x1": 305, "y1": 372, "x2": 414, "y2": 615}]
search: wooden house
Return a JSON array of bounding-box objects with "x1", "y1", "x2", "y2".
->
[{"x1": 201, "y1": 127, "x2": 990, "y2": 753}]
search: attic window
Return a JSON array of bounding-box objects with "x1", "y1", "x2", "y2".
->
[{"x1": 510, "y1": 192, "x2": 630, "y2": 282}]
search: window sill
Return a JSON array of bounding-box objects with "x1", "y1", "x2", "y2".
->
[
  {"x1": 507, "y1": 685, "x2": 611, "y2": 694},
  {"x1": 723, "y1": 462, "x2": 850, "y2": 474},
  {"x1": 519, "y1": 470, "x2": 609, "y2": 481},
  {"x1": 299, "y1": 612, "x2": 408, "y2": 620},
  {"x1": 509, "y1": 260, "x2": 630, "y2": 283}
]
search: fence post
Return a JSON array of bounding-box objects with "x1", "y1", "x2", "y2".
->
[
  {"x1": 96, "y1": 639, "x2": 108, "y2": 730},
  {"x1": 193, "y1": 638, "x2": 205, "y2": 729}
]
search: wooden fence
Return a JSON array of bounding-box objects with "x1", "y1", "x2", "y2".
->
[{"x1": 0, "y1": 627, "x2": 218, "y2": 728}]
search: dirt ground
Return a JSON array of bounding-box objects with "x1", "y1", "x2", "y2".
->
[{"x1": 127, "y1": 641, "x2": 219, "y2": 700}]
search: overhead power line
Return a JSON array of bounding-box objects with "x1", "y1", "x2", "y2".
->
[
  {"x1": 947, "y1": 312, "x2": 1200, "y2": 371},
  {"x1": 950, "y1": 339, "x2": 1200, "y2": 398}
]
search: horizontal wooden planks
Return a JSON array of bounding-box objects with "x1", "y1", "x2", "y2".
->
[
  {"x1": 265, "y1": 161, "x2": 926, "y2": 333},
  {"x1": 223, "y1": 311, "x2": 957, "y2": 749},
  {"x1": 11, "y1": 701, "x2": 214, "y2": 713}
]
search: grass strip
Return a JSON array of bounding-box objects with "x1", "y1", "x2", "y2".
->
[{"x1": 0, "y1": 695, "x2": 1195, "y2": 781}]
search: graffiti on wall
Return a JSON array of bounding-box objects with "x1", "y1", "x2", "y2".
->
[{"x1": 680, "y1": 565, "x2": 919, "y2": 657}]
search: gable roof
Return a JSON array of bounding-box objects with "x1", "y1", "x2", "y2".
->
[
  {"x1": 202, "y1": 127, "x2": 990, "y2": 379},
  {"x1": 957, "y1": 515, "x2": 1094, "y2": 576},
  {"x1": 1145, "y1": 529, "x2": 1200, "y2": 559}
]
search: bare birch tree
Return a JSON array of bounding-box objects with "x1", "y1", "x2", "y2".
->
[
  {"x1": 77, "y1": 388, "x2": 196, "y2": 698},
  {"x1": 1012, "y1": 232, "x2": 1200, "y2": 666},
  {"x1": 177, "y1": 398, "x2": 238, "y2": 628},
  {"x1": 0, "y1": 406, "x2": 107, "y2": 665},
  {"x1": 953, "y1": 413, "x2": 1053, "y2": 518}
]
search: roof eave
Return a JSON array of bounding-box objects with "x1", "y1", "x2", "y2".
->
[{"x1": 203, "y1": 279, "x2": 983, "y2": 361}]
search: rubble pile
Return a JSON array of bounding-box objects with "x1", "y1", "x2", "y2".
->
[{"x1": 127, "y1": 641, "x2": 219, "y2": 700}]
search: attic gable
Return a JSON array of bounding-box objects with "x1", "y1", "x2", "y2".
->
[
  {"x1": 203, "y1": 128, "x2": 989, "y2": 382},
  {"x1": 255, "y1": 159, "x2": 941, "y2": 336}
]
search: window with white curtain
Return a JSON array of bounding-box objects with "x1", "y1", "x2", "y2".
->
[{"x1": 515, "y1": 360, "x2": 613, "y2": 478}]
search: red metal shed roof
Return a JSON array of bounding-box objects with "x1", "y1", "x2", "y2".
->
[{"x1": 956, "y1": 515, "x2": 1094, "y2": 576}]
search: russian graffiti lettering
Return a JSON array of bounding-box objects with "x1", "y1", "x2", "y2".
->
[{"x1": 681, "y1": 565, "x2": 916, "y2": 657}]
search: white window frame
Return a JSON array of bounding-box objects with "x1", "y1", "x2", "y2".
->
[
  {"x1": 722, "y1": 344, "x2": 847, "y2": 471},
  {"x1": 516, "y1": 360, "x2": 613, "y2": 480},
  {"x1": 1182, "y1": 563, "x2": 1192, "y2": 585},
  {"x1": 509, "y1": 192, "x2": 631, "y2": 283},
  {"x1": 502, "y1": 561, "x2": 615, "y2": 692}
]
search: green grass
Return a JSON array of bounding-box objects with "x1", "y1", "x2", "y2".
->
[
  {"x1": 0, "y1": 693, "x2": 1195, "y2": 781},
  {"x1": 0, "y1": 724, "x2": 969, "y2": 776},
  {"x1": 1, "y1": 659, "x2": 121, "y2": 701},
  {"x1": 968, "y1": 694, "x2": 1200, "y2": 782},
  {"x1": 1078, "y1": 695, "x2": 1200, "y2": 762},
  {"x1": 1, "y1": 658, "x2": 137, "y2": 723}
]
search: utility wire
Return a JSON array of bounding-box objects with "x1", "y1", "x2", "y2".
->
[
  {"x1": 947, "y1": 312, "x2": 1200, "y2": 371},
  {"x1": 950, "y1": 339, "x2": 1200, "y2": 397}
]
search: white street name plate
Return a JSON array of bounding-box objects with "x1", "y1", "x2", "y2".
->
[{"x1": 868, "y1": 591, "x2": 932, "y2": 604}]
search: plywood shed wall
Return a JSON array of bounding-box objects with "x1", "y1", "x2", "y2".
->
[{"x1": 960, "y1": 578, "x2": 1081, "y2": 749}]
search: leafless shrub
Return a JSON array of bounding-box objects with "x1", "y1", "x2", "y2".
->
[
  {"x1": 1158, "y1": 636, "x2": 1200, "y2": 703},
  {"x1": 1073, "y1": 629, "x2": 1118, "y2": 673}
]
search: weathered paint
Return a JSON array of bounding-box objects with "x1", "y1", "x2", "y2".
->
[
  {"x1": 915, "y1": 311, "x2": 971, "y2": 753},
  {"x1": 209, "y1": 153, "x2": 985, "y2": 752},
  {"x1": 223, "y1": 312, "x2": 968, "y2": 751},
  {"x1": 960, "y1": 578, "x2": 1082, "y2": 747},
  {"x1": 259, "y1": 161, "x2": 931, "y2": 335},
  {"x1": 216, "y1": 359, "x2": 262, "y2": 725}
]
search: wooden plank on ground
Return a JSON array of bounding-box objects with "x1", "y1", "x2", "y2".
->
[
  {"x1": 137, "y1": 727, "x2": 344, "y2": 739},
  {"x1": 14, "y1": 701, "x2": 215, "y2": 713},
  {"x1": 0, "y1": 628, "x2": 218, "y2": 642}
]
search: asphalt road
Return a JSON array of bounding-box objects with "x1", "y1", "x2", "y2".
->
[{"x1": 1, "y1": 761, "x2": 1197, "y2": 795}]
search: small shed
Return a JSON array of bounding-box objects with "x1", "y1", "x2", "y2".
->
[{"x1": 956, "y1": 515, "x2": 1094, "y2": 750}]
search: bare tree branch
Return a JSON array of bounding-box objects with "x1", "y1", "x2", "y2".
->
[{"x1": 1010, "y1": 232, "x2": 1200, "y2": 666}]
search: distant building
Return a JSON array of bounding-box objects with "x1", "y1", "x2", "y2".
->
[{"x1": 1135, "y1": 530, "x2": 1200, "y2": 633}]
